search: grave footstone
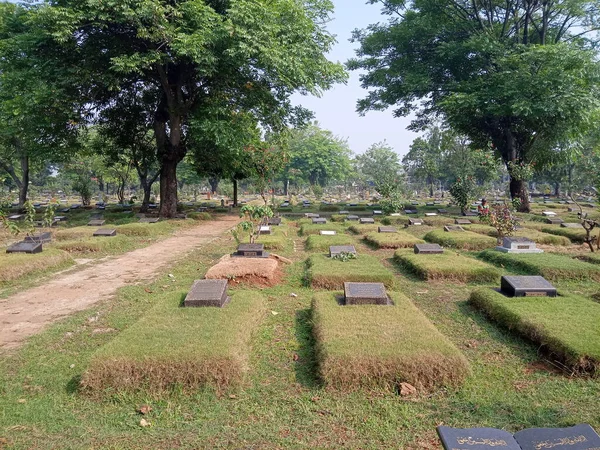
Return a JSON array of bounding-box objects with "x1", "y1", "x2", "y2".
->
[
  {"x1": 139, "y1": 218, "x2": 160, "y2": 223},
  {"x1": 343, "y1": 282, "x2": 390, "y2": 306},
  {"x1": 339, "y1": 210, "x2": 349, "y2": 215},
  {"x1": 455, "y1": 219, "x2": 472, "y2": 225},
  {"x1": 93, "y1": 228, "x2": 117, "y2": 237},
  {"x1": 542, "y1": 211, "x2": 557, "y2": 217},
  {"x1": 437, "y1": 426, "x2": 521, "y2": 450},
  {"x1": 304, "y1": 213, "x2": 319, "y2": 218},
  {"x1": 346, "y1": 215, "x2": 359, "y2": 221},
  {"x1": 378, "y1": 226, "x2": 396, "y2": 233},
  {"x1": 319, "y1": 230, "x2": 337, "y2": 236},
  {"x1": 408, "y1": 218, "x2": 423, "y2": 226},
  {"x1": 426, "y1": 202, "x2": 434, "y2": 206},
  {"x1": 444, "y1": 225, "x2": 464, "y2": 232},
  {"x1": 390, "y1": 213, "x2": 401, "y2": 217},
  {"x1": 425, "y1": 212, "x2": 437, "y2": 217},
  {"x1": 24, "y1": 232, "x2": 52, "y2": 244},
  {"x1": 464, "y1": 211, "x2": 478, "y2": 216},
  {"x1": 58, "y1": 208, "x2": 70, "y2": 213},
  {"x1": 8, "y1": 214, "x2": 23, "y2": 221},
  {"x1": 546, "y1": 217, "x2": 564, "y2": 225},
  {"x1": 495, "y1": 237, "x2": 543, "y2": 254},
  {"x1": 359, "y1": 218, "x2": 375, "y2": 224},
  {"x1": 312, "y1": 218, "x2": 327, "y2": 224},
  {"x1": 404, "y1": 209, "x2": 418, "y2": 214},
  {"x1": 373, "y1": 210, "x2": 383, "y2": 215},
  {"x1": 561, "y1": 222, "x2": 583, "y2": 228},
  {"x1": 234, "y1": 243, "x2": 268, "y2": 258},
  {"x1": 268, "y1": 217, "x2": 282, "y2": 226},
  {"x1": 329, "y1": 245, "x2": 357, "y2": 257},
  {"x1": 87, "y1": 219, "x2": 106, "y2": 226},
  {"x1": 437, "y1": 209, "x2": 448, "y2": 214},
  {"x1": 54, "y1": 216, "x2": 67, "y2": 222},
  {"x1": 183, "y1": 279, "x2": 230, "y2": 308},
  {"x1": 414, "y1": 243, "x2": 443, "y2": 254},
  {"x1": 500, "y1": 275, "x2": 556, "y2": 297},
  {"x1": 6, "y1": 241, "x2": 42, "y2": 254},
  {"x1": 259, "y1": 225, "x2": 272, "y2": 235}
]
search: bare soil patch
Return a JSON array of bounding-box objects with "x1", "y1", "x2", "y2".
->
[{"x1": 205, "y1": 255, "x2": 282, "y2": 287}]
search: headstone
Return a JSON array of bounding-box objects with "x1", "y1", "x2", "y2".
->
[
  {"x1": 87, "y1": 219, "x2": 106, "y2": 226},
  {"x1": 513, "y1": 424, "x2": 600, "y2": 450},
  {"x1": 414, "y1": 243, "x2": 443, "y2": 254},
  {"x1": 234, "y1": 243, "x2": 268, "y2": 258},
  {"x1": 561, "y1": 222, "x2": 583, "y2": 229},
  {"x1": 404, "y1": 209, "x2": 418, "y2": 214},
  {"x1": 349, "y1": 203, "x2": 358, "y2": 207},
  {"x1": 268, "y1": 217, "x2": 282, "y2": 226},
  {"x1": 139, "y1": 218, "x2": 160, "y2": 223},
  {"x1": 6, "y1": 241, "x2": 42, "y2": 254},
  {"x1": 346, "y1": 215, "x2": 359, "y2": 221},
  {"x1": 411, "y1": 201, "x2": 419, "y2": 206},
  {"x1": 339, "y1": 210, "x2": 350, "y2": 215},
  {"x1": 58, "y1": 208, "x2": 70, "y2": 213},
  {"x1": 542, "y1": 211, "x2": 557, "y2": 216},
  {"x1": 183, "y1": 279, "x2": 230, "y2": 308},
  {"x1": 54, "y1": 216, "x2": 67, "y2": 222},
  {"x1": 500, "y1": 275, "x2": 557, "y2": 297},
  {"x1": 426, "y1": 202, "x2": 434, "y2": 206},
  {"x1": 329, "y1": 245, "x2": 357, "y2": 257},
  {"x1": 546, "y1": 217, "x2": 564, "y2": 224},
  {"x1": 343, "y1": 282, "x2": 390, "y2": 306},
  {"x1": 148, "y1": 203, "x2": 157, "y2": 209},
  {"x1": 496, "y1": 237, "x2": 543, "y2": 254},
  {"x1": 319, "y1": 230, "x2": 337, "y2": 236},
  {"x1": 378, "y1": 226, "x2": 397, "y2": 233},
  {"x1": 373, "y1": 210, "x2": 383, "y2": 215},
  {"x1": 425, "y1": 212, "x2": 437, "y2": 216},
  {"x1": 455, "y1": 219, "x2": 472, "y2": 225},
  {"x1": 390, "y1": 213, "x2": 401, "y2": 217},
  {"x1": 312, "y1": 218, "x2": 327, "y2": 224},
  {"x1": 359, "y1": 217, "x2": 375, "y2": 224},
  {"x1": 437, "y1": 426, "x2": 521, "y2": 450},
  {"x1": 259, "y1": 225, "x2": 272, "y2": 235},
  {"x1": 444, "y1": 225, "x2": 464, "y2": 232},
  {"x1": 24, "y1": 232, "x2": 52, "y2": 244},
  {"x1": 437, "y1": 209, "x2": 448, "y2": 214},
  {"x1": 408, "y1": 218, "x2": 423, "y2": 226},
  {"x1": 93, "y1": 228, "x2": 117, "y2": 237},
  {"x1": 8, "y1": 214, "x2": 23, "y2": 221},
  {"x1": 304, "y1": 213, "x2": 319, "y2": 218},
  {"x1": 464, "y1": 211, "x2": 478, "y2": 216}
]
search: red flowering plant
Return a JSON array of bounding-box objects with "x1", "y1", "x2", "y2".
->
[{"x1": 480, "y1": 202, "x2": 520, "y2": 245}]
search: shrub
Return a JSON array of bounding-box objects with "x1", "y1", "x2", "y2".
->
[
  {"x1": 425, "y1": 229, "x2": 497, "y2": 250},
  {"x1": 306, "y1": 254, "x2": 394, "y2": 289},
  {"x1": 312, "y1": 292, "x2": 470, "y2": 391}
]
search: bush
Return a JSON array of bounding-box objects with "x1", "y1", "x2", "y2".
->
[
  {"x1": 312, "y1": 292, "x2": 470, "y2": 391},
  {"x1": 306, "y1": 253, "x2": 395, "y2": 289},
  {"x1": 470, "y1": 288, "x2": 600, "y2": 375},
  {"x1": 425, "y1": 229, "x2": 497, "y2": 250}
]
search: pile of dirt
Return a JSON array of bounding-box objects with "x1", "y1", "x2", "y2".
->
[{"x1": 205, "y1": 255, "x2": 283, "y2": 287}]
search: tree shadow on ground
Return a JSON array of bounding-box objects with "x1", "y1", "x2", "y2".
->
[{"x1": 294, "y1": 308, "x2": 322, "y2": 389}]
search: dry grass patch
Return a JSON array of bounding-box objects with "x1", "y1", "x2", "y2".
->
[
  {"x1": 305, "y1": 234, "x2": 355, "y2": 252},
  {"x1": 478, "y1": 250, "x2": 600, "y2": 281},
  {"x1": 81, "y1": 290, "x2": 266, "y2": 394},
  {"x1": 312, "y1": 292, "x2": 470, "y2": 392},
  {"x1": 425, "y1": 229, "x2": 497, "y2": 250},
  {"x1": 394, "y1": 249, "x2": 501, "y2": 282},
  {"x1": 306, "y1": 253, "x2": 395, "y2": 289},
  {"x1": 0, "y1": 248, "x2": 74, "y2": 283},
  {"x1": 470, "y1": 288, "x2": 600, "y2": 375},
  {"x1": 54, "y1": 226, "x2": 96, "y2": 241},
  {"x1": 364, "y1": 231, "x2": 425, "y2": 249}
]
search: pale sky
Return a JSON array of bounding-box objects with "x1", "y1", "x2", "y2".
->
[{"x1": 291, "y1": 0, "x2": 419, "y2": 158}]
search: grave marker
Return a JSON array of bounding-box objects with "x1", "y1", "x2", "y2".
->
[
  {"x1": 183, "y1": 279, "x2": 230, "y2": 308},
  {"x1": 139, "y1": 218, "x2": 160, "y2": 223},
  {"x1": 437, "y1": 209, "x2": 448, "y2": 214},
  {"x1": 495, "y1": 237, "x2": 543, "y2": 254},
  {"x1": 359, "y1": 217, "x2": 375, "y2": 224},
  {"x1": 93, "y1": 228, "x2": 117, "y2": 237},
  {"x1": 87, "y1": 219, "x2": 106, "y2": 227},
  {"x1": 329, "y1": 245, "x2": 357, "y2": 257},
  {"x1": 408, "y1": 218, "x2": 423, "y2": 226},
  {"x1": 234, "y1": 243, "x2": 268, "y2": 258},
  {"x1": 346, "y1": 215, "x2": 359, "y2": 221},
  {"x1": 339, "y1": 210, "x2": 349, "y2": 215},
  {"x1": 373, "y1": 210, "x2": 383, "y2": 215},
  {"x1": 444, "y1": 225, "x2": 465, "y2": 232},
  {"x1": 414, "y1": 243, "x2": 443, "y2": 254},
  {"x1": 258, "y1": 225, "x2": 272, "y2": 235},
  {"x1": 343, "y1": 282, "x2": 390, "y2": 306},
  {"x1": 268, "y1": 217, "x2": 282, "y2": 226},
  {"x1": 561, "y1": 222, "x2": 583, "y2": 229},
  {"x1": 455, "y1": 218, "x2": 472, "y2": 225},
  {"x1": 500, "y1": 275, "x2": 556, "y2": 297},
  {"x1": 24, "y1": 232, "x2": 52, "y2": 243},
  {"x1": 378, "y1": 226, "x2": 397, "y2": 233},
  {"x1": 312, "y1": 218, "x2": 327, "y2": 224},
  {"x1": 6, "y1": 241, "x2": 42, "y2": 254},
  {"x1": 319, "y1": 230, "x2": 337, "y2": 236},
  {"x1": 404, "y1": 209, "x2": 418, "y2": 214}
]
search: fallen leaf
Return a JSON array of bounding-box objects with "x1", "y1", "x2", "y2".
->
[
  {"x1": 139, "y1": 418, "x2": 150, "y2": 427},
  {"x1": 289, "y1": 293, "x2": 298, "y2": 297},
  {"x1": 17, "y1": 399, "x2": 26, "y2": 404},
  {"x1": 228, "y1": 394, "x2": 237, "y2": 399},
  {"x1": 400, "y1": 382, "x2": 417, "y2": 397},
  {"x1": 144, "y1": 288, "x2": 153, "y2": 294},
  {"x1": 271, "y1": 311, "x2": 279, "y2": 316},
  {"x1": 292, "y1": 354, "x2": 299, "y2": 361},
  {"x1": 137, "y1": 404, "x2": 152, "y2": 415}
]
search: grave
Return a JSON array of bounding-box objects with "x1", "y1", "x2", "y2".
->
[
  {"x1": 425, "y1": 212, "x2": 437, "y2": 216},
  {"x1": 93, "y1": 228, "x2": 117, "y2": 237},
  {"x1": 54, "y1": 216, "x2": 67, "y2": 222},
  {"x1": 8, "y1": 214, "x2": 23, "y2": 221},
  {"x1": 312, "y1": 218, "x2": 327, "y2": 224},
  {"x1": 378, "y1": 226, "x2": 397, "y2": 233},
  {"x1": 408, "y1": 218, "x2": 423, "y2": 226},
  {"x1": 183, "y1": 279, "x2": 230, "y2": 308},
  {"x1": 359, "y1": 218, "x2": 375, "y2": 224},
  {"x1": 96, "y1": 205, "x2": 106, "y2": 210},
  {"x1": 268, "y1": 217, "x2": 282, "y2": 226},
  {"x1": 437, "y1": 209, "x2": 448, "y2": 214},
  {"x1": 561, "y1": 222, "x2": 583, "y2": 229},
  {"x1": 455, "y1": 218, "x2": 472, "y2": 225},
  {"x1": 404, "y1": 209, "x2": 418, "y2": 214},
  {"x1": 234, "y1": 243, "x2": 268, "y2": 258},
  {"x1": 444, "y1": 225, "x2": 464, "y2": 232},
  {"x1": 70, "y1": 204, "x2": 81, "y2": 209},
  {"x1": 390, "y1": 213, "x2": 401, "y2": 217},
  {"x1": 24, "y1": 232, "x2": 52, "y2": 244},
  {"x1": 304, "y1": 213, "x2": 320, "y2": 218},
  {"x1": 546, "y1": 217, "x2": 564, "y2": 225},
  {"x1": 6, "y1": 241, "x2": 42, "y2": 254},
  {"x1": 319, "y1": 230, "x2": 337, "y2": 236},
  {"x1": 148, "y1": 203, "x2": 157, "y2": 209},
  {"x1": 339, "y1": 210, "x2": 349, "y2": 215},
  {"x1": 495, "y1": 237, "x2": 543, "y2": 254},
  {"x1": 139, "y1": 218, "x2": 160, "y2": 223},
  {"x1": 373, "y1": 210, "x2": 383, "y2": 215},
  {"x1": 500, "y1": 275, "x2": 557, "y2": 297},
  {"x1": 414, "y1": 243, "x2": 444, "y2": 254},
  {"x1": 258, "y1": 225, "x2": 272, "y2": 235},
  {"x1": 329, "y1": 245, "x2": 357, "y2": 257},
  {"x1": 87, "y1": 219, "x2": 106, "y2": 226},
  {"x1": 343, "y1": 282, "x2": 390, "y2": 306},
  {"x1": 542, "y1": 211, "x2": 557, "y2": 217},
  {"x1": 346, "y1": 215, "x2": 359, "y2": 221},
  {"x1": 426, "y1": 202, "x2": 435, "y2": 206}
]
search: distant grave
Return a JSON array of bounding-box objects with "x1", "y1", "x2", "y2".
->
[
  {"x1": 87, "y1": 219, "x2": 106, "y2": 227},
  {"x1": 268, "y1": 217, "x2": 282, "y2": 226},
  {"x1": 561, "y1": 222, "x2": 583, "y2": 229},
  {"x1": 455, "y1": 218, "x2": 472, "y2": 225},
  {"x1": 183, "y1": 279, "x2": 230, "y2": 308},
  {"x1": 444, "y1": 225, "x2": 464, "y2": 232},
  {"x1": 343, "y1": 282, "x2": 390, "y2": 306},
  {"x1": 373, "y1": 210, "x2": 383, "y2": 215},
  {"x1": 378, "y1": 226, "x2": 397, "y2": 233},
  {"x1": 542, "y1": 211, "x2": 557, "y2": 217},
  {"x1": 258, "y1": 225, "x2": 272, "y2": 235},
  {"x1": 426, "y1": 202, "x2": 434, "y2": 206},
  {"x1": 312, "y1": 218, "x2": 327, "y2": 224},
  {"x1": 139, "y1": 218, "x2": 160, "y2": 223},
  {"x1": 414, "y1": 243, "x2": 443, "y2": 254},
  {"x1": 408, "y1": 218, "x2": 423, "y2": 226},
  {"x1": 500, "y1": 275, "x2": 556, "y2": 297},
  {"x1": 546, "y1": 217, "x2": 564, "y2": 225},
  {"x1": 329, "y1": 245, "x2": 357, "y2": 257},
  {"x1": 234, "y1": 243, "x2": 268, "y2": 258},
  {"x1": 304, "y1": 213, "x2": 319, "y2": 218},
  {"x1": 404, "y1": 209, "x2": 418, "y2": 214},
  {"x1": 346, "y1": 215, "x2": 359, "y2": 221},
  {"x1": 319, "y1": 230, "x2": 337, "y2": 236},
  {"x1": 339, "y1": 210, "x2": 350, "y2": 215},
  {"x1": 93, "y1": 228, "x2": 117, "y2": 237},
  {"x1": 359, "y1": 218, "x2": 375, "y2": 224},
  {"x1": 495, "y1": 237, "x2": 543, "y2": 254},
  {"x1": 6, "y1": 241, "x2": 42, "y2": 254},
  {"x1": 437, "y1": 209, "x2": 448, "y2": 214},
  {"x1": 54, "y1": 216, "x2": 68, "y2": 222},
  {"x1": 425, "y1": 212, "x2": 437, "y2": 216},
  {"x1": 8, "y1": 214, "x2": 23, "y2": 221},
  {"x1": 24, "y1": 232, "x2": 52, "y2": 244}
]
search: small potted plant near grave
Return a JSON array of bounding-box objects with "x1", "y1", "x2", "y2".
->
[{"x1": 232, "y1": 204, "x2": 273, "y2": 244}]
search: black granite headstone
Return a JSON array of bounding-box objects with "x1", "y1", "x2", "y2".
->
[
  {"x1": 444, "y1": 225, "x2": 465, "y2": 232},
  {"x1": 344, "y1": 282, "x2": 389, "y2": 305},
  {"x1": 183, "y1": 279, "x2": 230, "y2": 307},
  {"x1": 408, "y1": 218, "x2": 423, "y2": 226},
  {"x1": 6, "y1": 241, "x2": 42, "y2": 254},
  {"x1": 268, "y1": 217, "x2": 282, "y2": 226},
  {"x1": 87, "y1": 219, "x2": 106, "y2": 226},
  {"x1": 312, "y1": 218, "x2": 327, "y2": 224},
  {"x1": 93, "y1": 228, "x2": 117, "y2": 237},
  {"x1": 414, "y1": 243, "x2": 443, "y2": 254},
  {"x1": 24, "y1": 232, "x2": 52, "y2": 244},
  {"x1": 329, "y1": 245, "x2": 357, "y2": 257},
  {"x1": 234, "y1": 243, "x2": 268, "y2": 258},
  {"x1": 378, "y1": 226, "x2": 397, "y2": 233},
  {"x1": 437, "y1": 426, "x2": 521, "y2": 450},
  {"x1": 547, "y1": 217, "x2": 564, "y2": 224},
  {"x1": 438, "y1": 209, "x2": 448, "y2": 214},
  {"x1": 500, "y1": 275, "x2": 557, "y2": 297}
]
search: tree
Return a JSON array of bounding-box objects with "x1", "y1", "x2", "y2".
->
[
  {"x1": 355, "y1": 142, "x2": 402, "y2": 197},
  {"x1": 35, "y1": 0, "x2": 346, "y2": 217},
  {"x1": 403, "y1": 128, "x2": 443, "y2": 197},
  {"x1": 349, "y1": 0, "x2": 600, "y2": 212}
]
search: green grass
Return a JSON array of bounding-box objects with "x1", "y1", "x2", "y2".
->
[
  {"x1": 469, "y1": 288, "x2": 600, "y2": 375},
  {"x1": 299, "y1": 223, "x2": 345, "y2": 236},
  {"x1": 306, "y1": 253, "x2": 395, "y2": 289},
  {"x1": 257, "y1": 231, "x2": 290, "y2": 251},
  {"x1": 478, "y1": 250, "x2": 600, "y2": 281},
  {"x1": 0, "y1": 248, "x2": 74, "y2": 284},
  {"x1": 312, "y1": 292, "x2": 470, "y2": 391},
  {"x1": 541, "y1": 226, "x2": 587, "y2": 244},
  {"x1": 394, "y1": 249, "x2": 501, "y2": 283},
  {"x1": 465, "y1": 225, "x2": 572, "y2": 246},
  {"x1": 348, "y1": 224, "x2": 379, "y2": 235},
  {"x1": 305, "y1": 234, "x2": 356, "y2": 252},
  {"x1": 81, "y1": 289, "x2": 266, "y2": 395},
  {"x1": 53, "y1": 235, "x2": 138, "y2": 255},
  {"x1": 425, "y1": 229, "x2": 497, "y2": 250},
  {"x1": 364, "y1": 231, "x2": 425, "y2": 249}
]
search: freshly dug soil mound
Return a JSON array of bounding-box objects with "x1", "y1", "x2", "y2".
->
[{"x1": 205, "y1": 255, "x2": 282, "y2": 287}]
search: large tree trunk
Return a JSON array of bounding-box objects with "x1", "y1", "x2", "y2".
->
[
  {"x1": 18, "y1": 154, "x2": 29, "y2": 207},
  {"x1": 283, "y1": 178, "x2": 289, "y2": 196},
  {"x1": 554, "y1": 182, "x2": 560, "y2": 197},
  {"x1": 494, "y1": 126, "x2": 531, "y2": 213},
  {"x1": 159, "y1": 159, "x2": 179, "y2": 217},
  {"x1": 140, "y1": 179, "x2": 151, "y2": 213},
  {"x1": 233, "y1": 178, "x2": 238, "y2": 207},
  {"x1": 509, "y1": 178, "x2": 530, "y2": 212},
  {"x1": 209, "y1": 176, "x2": 219, "y2": 195}
]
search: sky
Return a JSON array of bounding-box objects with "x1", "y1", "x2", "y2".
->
[{"x1": 290, "y1": 1, "x2": 419, "y2": 158}]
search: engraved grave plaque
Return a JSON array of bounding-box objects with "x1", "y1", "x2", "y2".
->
[
  {"x1": 547, "y1": 217, "x2": 564, "y2": 224},
  {"x1": 329, "y1": 245, "x2": 357, "y2": 257},
  {"x1": 414, "y1": 243, "x2": 443, "y2": 254},
  {"x1": 339, "y1": 210, "x2": 349, "y2": 215},
  {"x1": 408, "y1": 218, "x2": 423, "y2": 226},
  {"x1": 378, "y1": 226, "x2": 397, "y2": 233},
  {"x1": 561, "y1": 222, "x2": 583, "y2": 228},
  {"x1": 268, "y1": 217, "x2": 282, "y2": 226},
  {"x1": 235, "y1": 243, "x2": 267, "y2": 258},
  {"x1": 304, "y1": 213, "x2": 320, "y2": 218},
  {"x1": 87, "y1": 219, "x2": 106, "y2": 227},
  {"x1": 93, "y1": 228, "x2": 117, "y2": 237},
  {"x1": 344, "y1": 282, "x2": 389, "y2": 305},
  {"x1": 500, "y1": 275, "x2": 557, "y2": 297},
  {"x1": 319, "y1": 230, "x2": 337, "y2": 236},
  {"x1": 437, "y1": 426, "x2": 521, "y2": 450},
  {"x1": 346, "y1": 215, "x2": 359, "y2": 221},
  {"x1": 183, "y1": 279, "x2": 230, "y2": 308},
  {"x1": 496, "y1": 237, "x2": 543, "y2": 254},
  {"x1": 455, "y1": 219, "x2": 472, "y2": 225},
  {"x1": 514, "y1": 424, "x2": 600, "y2": 450},
  {"x1": 437, "y1": 209, "x2": 448, "y2": 214},
  {"x1": 312, "y1": 218, "x2": 327, "y2": 224},
  {"x1": 6, "y1": 241, "x2": 42, "y2": 254},
  {"x1": 359, "y1": 217, "x2": 375, "y2": 224},
  {"x1": 444, "y1": 225, "x2": 465, "y2": 232}
]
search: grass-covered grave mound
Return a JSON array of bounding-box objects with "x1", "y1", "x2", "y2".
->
[
  {"x1": 299, "y1": 222, "x2": 346, "y2": 236},
  {"x1": 80, "y1": 289, "x2": 265, "y2": 394},
  {"x1": 312, "y1": 292, "x2": 470, "y2": 391},
  {"x1": 540, "y1": 225, "x2": 586, "y2": 244},
  {"x1": 424, "y1": 229, "x2": 497, "y2": 250},
  {"x1": 348, "y1": 224, "x2": 379, "y2": 235},
  {"x1": 469, "y1": 288, "x2": 600, "y2": 375},
  {"x1": 0, "y1": 248, "x2": 74, "y2": 283},
  {"x1": 394, "y1": 249, "x2": 501, "y2": 282},
  {"x1": 305, "y1": 234, "x2": 356, "y2": 252},
  {"x1": 465, "y1": 224, "x2": 572, "y2": 246},
  {"x1": 478, "y1": 250, "x2": 600, "y2": 281},
  {"x1": 306, "y1": 254, "x2": 394, "y2": 289},
  {"x1": 365, "y1": 231, "x2": 425, "y2": 249}
]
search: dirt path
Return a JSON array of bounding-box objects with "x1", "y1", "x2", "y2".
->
[{"x1": 0, "y1": 216, "x2": 240, "y2": 350}]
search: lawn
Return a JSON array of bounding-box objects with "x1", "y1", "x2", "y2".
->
[
  {"x1": 469, "y1": 288, "x2": 600, "y2": 375},
  {"x1": 312, "y1": 291, "x2": 470, "y2": 391},
  {"x1": 540, "y1": 226, "x2": 587, "y2": 244},
  {"x1": 425, "y1": 229, "x2": 497, "y2": 250},
  {"x1": 299, "y1": 223, "x2": 346, "y2": 236},
  {"x1": 465, "y1": 225, "x2": 572, "y2": 246},
  {"x1": 364, "y1": 231, "x2": 425, "y2": 249},
  {"x1": 305, "y1": 234, "x2": 356, "y2": 252},
  {"x1": 394, "y1": 249, "x2": 501, "y2": 282},
  {"x1": 306, "y1": 253, "x2": 395, "y2": 289}
]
